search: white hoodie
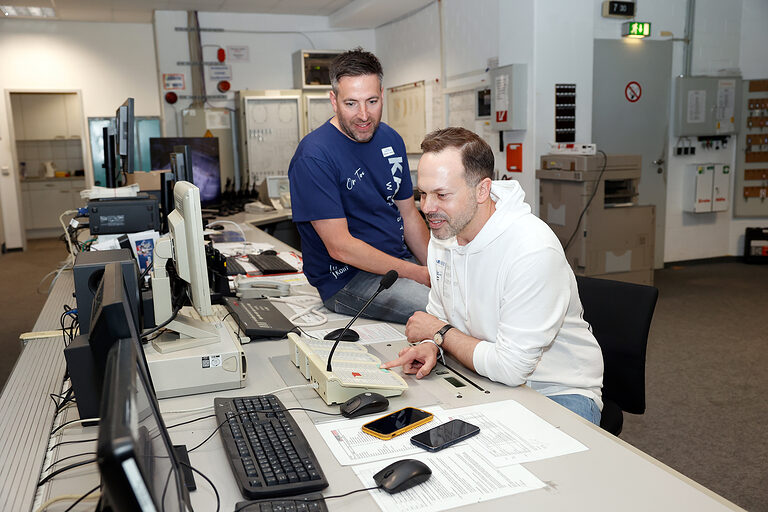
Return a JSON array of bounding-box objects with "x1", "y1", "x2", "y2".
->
[{"x1": 426, "y1": 180, "x2": 603, "y2": 408}]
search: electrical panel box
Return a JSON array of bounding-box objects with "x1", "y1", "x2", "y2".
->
[
  {"x1": 235, "y1": 90, "x2": 303, "y2": 186},
  {"x1": 685, "y1": 164, "x2": 715, "y2": 213},
  {"x1": 674, "y1": 76, "x2": 741, "y2": 136},
  {"x1": 293, "y1": 50, "x2": 343, "y2": 90},
  {"x1": 684, "y1": 163, "x2": 731, "y2": 213},
  {"x1": 490, "y1": 64, "x2": 527, "y2": 130}
]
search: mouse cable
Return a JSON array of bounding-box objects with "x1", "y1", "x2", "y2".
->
[
  {"x1": 48, "y1": 438, "x2": 97, "y2": 452},
  {"x1": 61, "y1": 485, "x2": 101, "y2": 512},
  {"x1": 50, "y1": 417, "x2": 99, "y2": 436},
  {"x1": 233, "y1": 486, "x2": 381, "y2": 512},
  {"x1": 188, "y1": 406, "x2": 343, "y2": 453},
  {"x1": 178, "y1": 461, "x2": 220, "y2": 512}
]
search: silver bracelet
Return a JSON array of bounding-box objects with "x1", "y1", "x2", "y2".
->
[{"x1": 418, "y1": 339, "x2": 445, "y2": 364}]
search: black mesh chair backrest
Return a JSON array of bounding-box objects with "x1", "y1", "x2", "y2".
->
[{"x1": 575, "y1": 276, "x2": 658, "y2": 415}]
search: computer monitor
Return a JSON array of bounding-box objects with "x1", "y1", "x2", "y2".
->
[
  {"x1": 116, "y1": 98, "x2": 135, "y2": 175},
  {"x1": 150, "y1": 181, "x2": 220, "y2": 353},
  {"x1": 88, "y1": 261, "x2": 142, "y2": 388},
  {"x1": 149, "y1": 137, "x2": 221, "y2": 206},
  {"x1": 97, "y1": 337, "x2": 189, "y2": 512},
  {"x1": 170, "y1": 145, "x2": 193, "y2": 183}
]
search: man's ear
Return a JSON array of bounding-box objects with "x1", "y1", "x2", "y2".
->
[
  {"x1": 476, "y1": 177, "x2": 493, "y2": 203},
  {"x1": 329, "y1": 90, "x2": 338, "y2": 114}
]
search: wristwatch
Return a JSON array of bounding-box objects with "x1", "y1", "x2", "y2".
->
[{"x1": 433, "y1": 324, "x2": 454, "y2": 346}]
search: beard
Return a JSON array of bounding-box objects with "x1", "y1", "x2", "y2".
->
[
  {"x1": 337, "y1": 115, "x2": 379, "y2": 143},
  {"x1": 426, "y1": 200, "x2": 478, "y2": 240}
]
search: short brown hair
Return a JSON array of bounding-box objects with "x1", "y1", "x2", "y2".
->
[
  {"x1": 329, "y1": 47, "x2": 383, "y2": 92},
  {"x1": 421, "y1": 127, "x2": 494, "y2": 185}
]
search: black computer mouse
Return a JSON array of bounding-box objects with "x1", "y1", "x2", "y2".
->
[
  {"x1": 339, "y1": 392, "x2": 388, "y2": 418},
  {"x1": 261, "y1": 249, "x2": 278, "y2": 256},
  {"x1": 324, "y1": 328, "x2": 360, "y2": 342},
  {"x1": 373, "y1": 459, "x2": 432, "y2": 494}
]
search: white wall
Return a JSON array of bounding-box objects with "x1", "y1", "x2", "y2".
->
[
  {"x1": 154, "y1": 10, "x2": 376, "y2": 137},
  {"x1": 0, "y1": 19, "x2": 160, "y2": 249}
]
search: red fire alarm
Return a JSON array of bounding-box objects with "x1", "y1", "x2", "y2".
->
[
  {"x1": 217, "y1": 80, "x2": 231, "y2": 93},
  {"x1": 164, "y1": 91, "x2": 178, "y2": 104},
  {"x1": 217, "y1": 48, "x2": 226, "y2": 62},
  {"x1": 506, "y1": 143, "x2": 523, "y2": 173}
]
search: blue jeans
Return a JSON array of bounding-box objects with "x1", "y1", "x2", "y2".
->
[
  {"x1": 548, "y1": 394, "x2": 602, "y2": 426},
  {"x1": 323, "y1": 266, "x2": 430, "y2": 325}
]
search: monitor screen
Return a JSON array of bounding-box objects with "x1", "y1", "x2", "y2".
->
[
  {"x1": 149, "y1": 137, "x2": 221, "y2": 206},
  {"x1": 97, "y1": 338, "x2": 187, "y2": 512}
]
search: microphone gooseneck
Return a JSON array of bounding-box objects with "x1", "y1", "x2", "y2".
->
[{"x1": 326, "y1": 270, "x2": 399, "y2": 372}]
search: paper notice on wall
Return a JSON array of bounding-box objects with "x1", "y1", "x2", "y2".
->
[
  {"x1": 226, "y1": 45, "x2": 250, "y2": 63},
  {"x1": 206, "y1": 110, "x2": 231, "y2": 130},
  {"x1": 716, "y1": 79, "x2": 736, "y2": 121},
  {"x1": 687, "y1": 90, "x2": 706, "y2": 123}
]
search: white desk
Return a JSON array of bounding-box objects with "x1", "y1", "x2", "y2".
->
[{"x1": 0, "y1": 225, "x2": 744, "y2": 512}]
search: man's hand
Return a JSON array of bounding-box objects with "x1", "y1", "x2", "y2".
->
[
  {"x1": 405, "y1": 311, "x2": 445, "y2": 343},
  {"x1": 381, "y1": 342, "x2": 439, "y2": 379}
]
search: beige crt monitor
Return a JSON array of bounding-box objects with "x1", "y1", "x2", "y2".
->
[{"x1": 151, "y1": 181, "x2": 219, "y2": 352}]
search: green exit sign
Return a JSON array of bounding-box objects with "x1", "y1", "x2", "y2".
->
[{"x1": 622, "y1": 21, "x2": 651, "y2": 38}]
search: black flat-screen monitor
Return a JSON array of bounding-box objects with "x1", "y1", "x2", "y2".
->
[
  {"x1": 97, "y1": 338, "x2": 188, "y2": 511},
  {"x1": 149, "y1": 137, "x2": 221, "y2": 206},
  {"x1": 116, "y1": 98, "x2": 135, "y2": 174},
  {"x1": 88, "y1": 261, "x2": 150, "y2": 395}
]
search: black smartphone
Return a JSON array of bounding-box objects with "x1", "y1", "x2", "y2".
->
[
  {"x1": 410, "y1": 419, "x2": 480, "y2": 452},
  {"x1": 361, "y1": 407, "x2": 434, "y2": 440}
]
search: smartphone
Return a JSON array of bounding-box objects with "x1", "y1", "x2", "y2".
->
[
  {"x1": 410, "y1": 419, "x2": 480, "y2": 452},
  {"x1": 361, "y1": 407, "x2": 434, "y2": 440}
]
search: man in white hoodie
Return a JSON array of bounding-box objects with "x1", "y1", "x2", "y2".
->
[{"x1": 382, "y1": 127, "x2": 604, "y2": 425}]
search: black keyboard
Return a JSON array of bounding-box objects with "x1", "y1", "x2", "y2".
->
[
  {"x1": 215, "y1": 395, "x2": 328, "y2": 499},
  {"x1": 235, "y1": 493, "x2": 327, "y2": 512},
  {"x1": 247, "y1": 254, "x2": 298, "y2": 274},
  {"x1": 226, "y1": 257, "x2": 249, "y2": 275}
]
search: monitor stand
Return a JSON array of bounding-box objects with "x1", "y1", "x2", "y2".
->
[{"x1": 150, "y1": 236, "x2": 221, "y2": 354}]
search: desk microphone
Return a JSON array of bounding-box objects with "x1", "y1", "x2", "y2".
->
[{"x1": 326, "y1": 270, "x2": 398, "y2": 372}]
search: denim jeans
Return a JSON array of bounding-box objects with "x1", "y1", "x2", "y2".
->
[
  {"x1": 548, "y1": 394, "x2": 602, "y2": 426},
  {"x1": 323, "y1": 266, "x2": 430, "y2": 325}
]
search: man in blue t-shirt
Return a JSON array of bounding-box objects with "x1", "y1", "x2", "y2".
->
[{"x1": 289, "y1": 48, "x2": 430, "y2": 324}]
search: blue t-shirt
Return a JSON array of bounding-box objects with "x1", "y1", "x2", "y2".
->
[{"x1": 289, "y1": 120, "x2": 414, "y2": 300}]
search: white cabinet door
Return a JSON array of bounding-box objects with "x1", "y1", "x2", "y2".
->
[
  {"x1": 26, "y1": 181, "x2": 73, "y2": 229},
  {"x1": 10, "y1": 94, "x2": 25, "y2": 141}
]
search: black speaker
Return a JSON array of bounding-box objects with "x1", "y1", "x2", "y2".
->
[{"x1": 73, "y1": 249, "x2": 139, "y2": 335}]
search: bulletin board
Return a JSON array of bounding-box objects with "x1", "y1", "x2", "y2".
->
[{"x1": 387, "y1": 81, "x2": 427, "y2": 153}]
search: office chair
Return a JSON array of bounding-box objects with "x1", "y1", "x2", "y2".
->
[{"x1": 575, "y1": 275, "x2": 659, "y2": 436}]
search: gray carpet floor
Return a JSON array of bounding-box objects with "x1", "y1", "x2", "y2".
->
[{"x1": 0, "y1": 241, "x2": 766, "y2": 510}]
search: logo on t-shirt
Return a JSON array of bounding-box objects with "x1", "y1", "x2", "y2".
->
[{"x1": 381, "y1": 146, "x2": 395, "y2": 157}]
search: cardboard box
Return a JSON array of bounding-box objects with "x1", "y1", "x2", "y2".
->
[{"x1": 125, "y1": 170, "x2": 170, "y2": 191}]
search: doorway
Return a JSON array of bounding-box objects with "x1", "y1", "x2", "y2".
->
[{"x1": 592, "y1": 39, "x2": 673, "y2": 269}]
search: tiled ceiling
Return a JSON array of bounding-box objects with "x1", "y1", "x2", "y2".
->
[{"x1": 1, "y1": 0, "x2": 355, "y2": 23}]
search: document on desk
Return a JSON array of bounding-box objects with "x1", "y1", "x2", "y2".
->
[
  {"x1": 316, "y1": 406, "x2": 447, "y2": 465},
  {"x1": 308, "y1": 322, "x2": 407, "y2": 345},
  {"x1": 445, "y1": 399, "x2": 588, "y2": 466},
  {"x1": 317, "y1": 399, "x2": 585, "y2": 467},
  {"x1": 213, "y1": 241, "x2": 273, "y2": 256},
  {"x1": 353, "y1": 447, "x2": 545, "y2": 512}
]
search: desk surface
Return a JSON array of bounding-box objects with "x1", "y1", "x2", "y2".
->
[{"x1": 0, "y1": 225, "x2": 744, "y2": 512}]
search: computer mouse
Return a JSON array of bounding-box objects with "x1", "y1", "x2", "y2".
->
[
  {"x1": 261, "y1": 249, "x2": 278, "y2": 256},
  {"x1": 339, "y1": 392, "x2": 388, "y2": 418},
  {"x1": 373, "y1": 459, "x2": 432, "y2": 494},
  {"x1": 324, "y1": 328, "x2": 360, "y2": 342}
]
